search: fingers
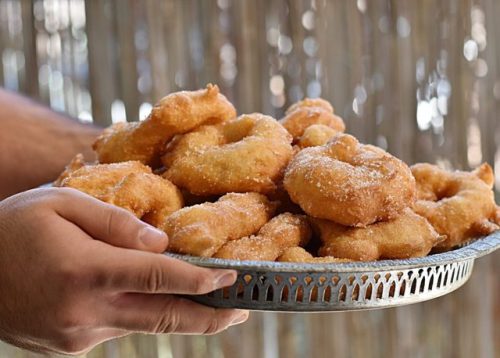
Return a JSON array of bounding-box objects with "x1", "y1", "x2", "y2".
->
[
  {"x1": 107, "y1": 293, "x2": 249, "y2": 335},
  {"x1": 53, "y1": 188, "x2": 168, "y2": 253},
  {"x1": 96, "y1": 249, "x2": 237, "y2": 294}
]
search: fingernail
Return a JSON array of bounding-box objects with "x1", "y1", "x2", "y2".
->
[
  {"x1": 139, "y1": 226, "x2": 168, "y2": 246},
  {"x1": 214, "y1": 271, "x2": 237, "y2": 288},
  {"x1": 230, "y1": 311, "x2": 249, "y2": 326}
]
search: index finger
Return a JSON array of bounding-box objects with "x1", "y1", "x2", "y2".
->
[{"x1": 93, "y1": 246, "x2": 237, "y2": 295}]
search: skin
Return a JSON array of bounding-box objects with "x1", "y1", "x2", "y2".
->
[
  {"x1": 0, "y1": 88, "x2": 100, "y2": 199},
  {"x1": 0, "y1": 89, "x2": 248, "y2": 355}
]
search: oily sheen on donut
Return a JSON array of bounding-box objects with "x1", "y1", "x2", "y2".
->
[
  {"x1": 93, "y1": 84, "x2": 236, "y2": 167},
  {"x1": 283, "y1": 133, "x2": 416, "y2": 226},
  {"x1": 162, "y1": 113, "x2": 293, "y2": 195}
]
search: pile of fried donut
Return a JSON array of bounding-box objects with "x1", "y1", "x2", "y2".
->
[{"x1": 54, "y1": 84, "x2": 500, "y2": 263}]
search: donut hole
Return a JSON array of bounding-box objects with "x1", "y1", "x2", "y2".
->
[
  {"x1": 434, "y1": 182, "x2": 459, "y2": 201},
  {"x1": 222, "y1": 116, "x2": 255, "y2": 144}
]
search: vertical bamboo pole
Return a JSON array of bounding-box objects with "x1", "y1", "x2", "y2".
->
[
  {"x1": 20, "y1": 0, "x2": 39, "y2": 98},
  {"x1": 85, "y1": 0, "x2": 117, "y2": 126},
  {"x1": 113, "y1": 0, "x2": 140, "y2": 122}
]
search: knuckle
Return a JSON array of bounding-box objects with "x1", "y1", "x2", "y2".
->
[
  {"x1": 45, "y1": 187, "x2": 76, "y2": 202},
  {"x1": 152, "y1": 301, "x2": 178, "y2": 333},
  {"x1": 203, "y1": 317, "x2": 222, "y2": 335},
  {"x1": 58, "y1": 262, "x2": 88, "y2": 288},
  {"x1": 145, "y1": 264, "x2": 165, "y2": 293},
  {"x1": 104, "y1": 209, "x2": 117, "y2": 238},
  {"x1": 191, "y1": 274, "x2": 213, "y2": 294},
  {"x1": 58, "y1": 263, "x2": 80, "y2": 286},
  {"x1": 89, "y1": 265, "x2": 111, "y2": 289},
  {"x1": 57, "y1": 262, "x2": 97, "y2": 296}
]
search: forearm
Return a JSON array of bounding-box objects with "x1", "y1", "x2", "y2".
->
[{"x1": 0, "y1": 88, "x2": 102, "y2": 199}]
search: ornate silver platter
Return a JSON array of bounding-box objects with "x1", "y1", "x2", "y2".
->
[{"x1": 167, "y1": 232, "x2": 500, "y2": 312}]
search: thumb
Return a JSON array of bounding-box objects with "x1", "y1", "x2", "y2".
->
[{"x1": 52, "y1": 188, "x2": 169, "y2": 253}]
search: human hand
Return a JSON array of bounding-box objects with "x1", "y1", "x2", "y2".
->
[{"x1": 0, "y1": 188, "x2": 248, "y2": 355}]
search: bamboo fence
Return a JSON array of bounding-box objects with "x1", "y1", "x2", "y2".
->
[{"x1": 0, "y1": 0, "x2": 498, "y2": 357}]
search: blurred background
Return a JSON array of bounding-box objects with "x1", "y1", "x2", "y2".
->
[{"x1": 0, "y1": 0, "x2": 498, "y2": 357}]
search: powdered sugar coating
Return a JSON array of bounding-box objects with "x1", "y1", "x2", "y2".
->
[
  {"x1": 161, "y1": 192, "x2": 277, "y2": 257},
  {"x1": 163, "y1": 113, "x2": 293, "y2": 195},
  {"x1": 284, "y1": 133, "x2": 416, "y2": 226},
  {"x1": 213, "y1": 213, "x2": 311, "y2": 261}
]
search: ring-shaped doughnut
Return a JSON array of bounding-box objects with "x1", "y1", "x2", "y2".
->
[
  {"x1": 162, "y1": 113, "x2": 293, "y2": 195},
  {"x1": 411, "y1": 162, "x2": 498, "y2": 249},
  {"x1": 284, "y1": 133, "x2": 416, "y2": 226}
]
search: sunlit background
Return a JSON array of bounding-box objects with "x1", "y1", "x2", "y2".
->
[{"x1": 0, "y1": 0, "x2": 498, "y2": 357}]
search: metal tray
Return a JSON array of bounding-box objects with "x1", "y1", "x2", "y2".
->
[{"x1": 167, "y1": 231, "x2": 500, "y2": 312}]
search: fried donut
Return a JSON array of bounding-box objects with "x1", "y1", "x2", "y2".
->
[
  {"x1": 93, "y1": 84, "x2": 236, "y2": 166},
  {"x1": 54, "y1": 159, "x2": 150, "y2": 192},
  {"x1": 278, "y1": 247, "x2": 350, "y2": 263},
  {"x1": 284, "y1": 133, "x2": 416, "y2": 226},
  {"x1": 213, "y1": 213, "x2": 311, "y2": 261},
  {"x1": 412, "y1": 163, "x2": 498, "y2": 249},
  {"x1": 279, "y1": 98, "x2": 345, "y2": 143},
  {"x1": 53, "y1": 153, "x2": 86, "y2": 186},
  {"x1": 58, "y1": 160, "x2": 183, "y2": 227},
  {"x1": 296, "y1": 124, "x2": 340, "y2": 148},
  {"x1": 465, "y1": 207, "x2": 500, "y2": 240},
  {"x1": 314, "y1": 209, "x2": 442, "y2": 261},
  {"x1": 162, "y1": 113, "x2": 293, "y2": 195},
  {"x1": 160, "y1": 192, "x2": 277, "y2": 257}
]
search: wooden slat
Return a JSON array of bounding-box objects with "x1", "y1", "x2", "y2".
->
[
  {"x1": 19, "y1": 0, "x2": 39, "y2": 98},
  {"x1": 145, "y1": 0, "x2": 171, "y2": 101},
  {"x1": 85, "y1": 0, "x2": 117, "y2": 126},
  {"x1": 0, "y1": 0, "x2": 5, "y2": 86},
  {"x1": 113, "y1": 0, "x2": 140, "y2": 122}
]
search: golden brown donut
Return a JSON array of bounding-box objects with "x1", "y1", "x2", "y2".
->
[
  {"x1": 162, "y1": 113, "x2": 293, "y2": 195},
  {"x1": 213, "y1": 213, "x2": 311, "y2": 261},
  {"x1": 57, "y1": 159, "x2": 183, "y2": 227},
  {"x1": 93, "y1": 84, "x2": 236, "y2": 166},
  {"x1": 277, "y1": 247, "x2": 350, "y2": 263},
  {"x1": 161, "y1": 192, "x2": 277, "y2": 257},
  {"x1": 412, "y1": 163, "x2": 498, "y2": 249},
  {"x1": 296, "y1": 124, "x2": 340, "y2": 149},
  {"x1": 279, "y1": 98, "x2": 345, "y2": 143},
  {"x1": 314, "y1": 209, "x2": 443, "y2": 261},
  {"x1": 284, "y1": 133, "x2": 416, "y2": 226},
  {"x1": 53, "y1": 153, "x2": 86, "y2": 186}
]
